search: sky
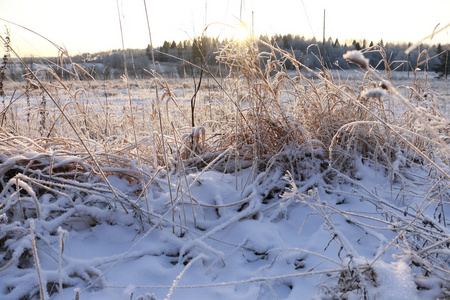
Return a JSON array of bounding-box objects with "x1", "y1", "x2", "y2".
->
[{"x1": 0, "y1": 0, "x2": 449, "y2": 58}]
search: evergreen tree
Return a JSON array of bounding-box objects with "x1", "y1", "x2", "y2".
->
[
  {"x1": 333, "y1": 38, "x2": 340, "y2": 48},
  {"x1": 159, "y1": 41, "x2": 171, "y2": 62},
  {"x1": 145, "y1": 44, "x2": 152, "y2": 60},
  {"x1": 327, "y1": 37, "x2": 333, "y2": 45},
  {"x1": 162, "y1": 41, "x2": 170, "y2": 52},
  {"x1": 434, "y1": 47, "x2": 449, "y2": 78},
  {"x1": 192, "y1": 38, "x2": 203, "y2": 64},
  {"x1": 353, "y1": 40, "x2": 361, "y2": 50},
  {"x1": 436, "y1": 43, "x2": 443, "y2": 56},
  {"x1": 282, "y1": 34, "x2": 290, "y2": 49}
]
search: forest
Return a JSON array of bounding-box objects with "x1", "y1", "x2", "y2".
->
[{"x1": 6, "y1": 33, "x2": 449, "y2": 81}]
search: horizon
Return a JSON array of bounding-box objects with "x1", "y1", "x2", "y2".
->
[
  {"x1": 5, "y1": 32, "x2": 449, "y2": 60},
  {"x1": 0, "y1": 0, "x2": 449, "y2": 58}
]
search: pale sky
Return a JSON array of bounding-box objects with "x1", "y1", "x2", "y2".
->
[{"x1": 0, "y1": 0, "x2": 449, "y2": 58}]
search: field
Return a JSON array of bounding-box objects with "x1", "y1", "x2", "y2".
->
[{"x1": 0, "y1": 40, "x2": 449, "y2": 300}]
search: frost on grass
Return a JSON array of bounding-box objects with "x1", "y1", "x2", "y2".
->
[
  {"x1": 0, "y1": 144, "x2": 448, "y2": 299},
  {"x1": 361, "y1": 87, "x2": 390, "y2": 99},
  {"x1": 0, "y1": 39, "x2": 449, "y2": 300},
  {"x1": 343, "y1": 50, "x2": 370, "y2": 69}
]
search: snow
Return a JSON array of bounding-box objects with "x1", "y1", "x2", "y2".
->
[
  {"x1": 373, "y1": 261, "x2": 418, "y2": 300},
  {"x1": 1, "y1": 152, "x2": 448, "y2": 300},
  {"x1": 0, "y1": 72, "x2": 449, "y2": 299}
]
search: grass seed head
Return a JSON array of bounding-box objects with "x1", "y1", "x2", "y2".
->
[
  {"x1": 361, "y1": 87, "x2": 389, "y2": 99},
  {"x1": 343, "y1": 50, "x2": 370, "y2": 70}
]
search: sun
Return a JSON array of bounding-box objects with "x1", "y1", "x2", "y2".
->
[{"x1": 232, "y1": 22, "x2": 251, "y2": 42}]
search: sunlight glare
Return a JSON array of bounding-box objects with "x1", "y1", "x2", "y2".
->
[{"x1": 233, "y1": 23, "x2": 250, "y2": 42}]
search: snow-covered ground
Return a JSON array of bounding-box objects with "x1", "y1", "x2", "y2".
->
[
  {"x1": 0, "y1": 71, "x2": 449, "y2": 300},
  {"x1": 0, "y1": 150, "x2": 447, "y2": 300}
]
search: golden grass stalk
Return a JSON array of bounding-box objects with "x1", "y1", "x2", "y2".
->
[
  {"x1": 0, "y1": 34, "x2": 129, "y2": 212},
  {"x1": 30, "y1": 220, "x2": 46, "y2": 300}
]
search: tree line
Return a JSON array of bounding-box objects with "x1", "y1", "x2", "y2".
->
[
  {"x1": 6, "y1": 34, "x2": 450, "y2": 80},
  {"x1": 150, "y1": 34, "x2": 448, "y2": 74}
]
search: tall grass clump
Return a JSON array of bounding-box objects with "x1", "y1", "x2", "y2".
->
[
  {"x1": 215, "y1": 38, "x2": 448, "y2": 179},
  {"x1": 0, "y1": 27, "x2": 449, "y2": 299},
  {"x1": 212, "y1": 37, "x2": 449, "y2": 296}
]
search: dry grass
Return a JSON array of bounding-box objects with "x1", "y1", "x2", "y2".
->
[{"x1": 0, "y1": 33, "x2": 449, "y2": 298}]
